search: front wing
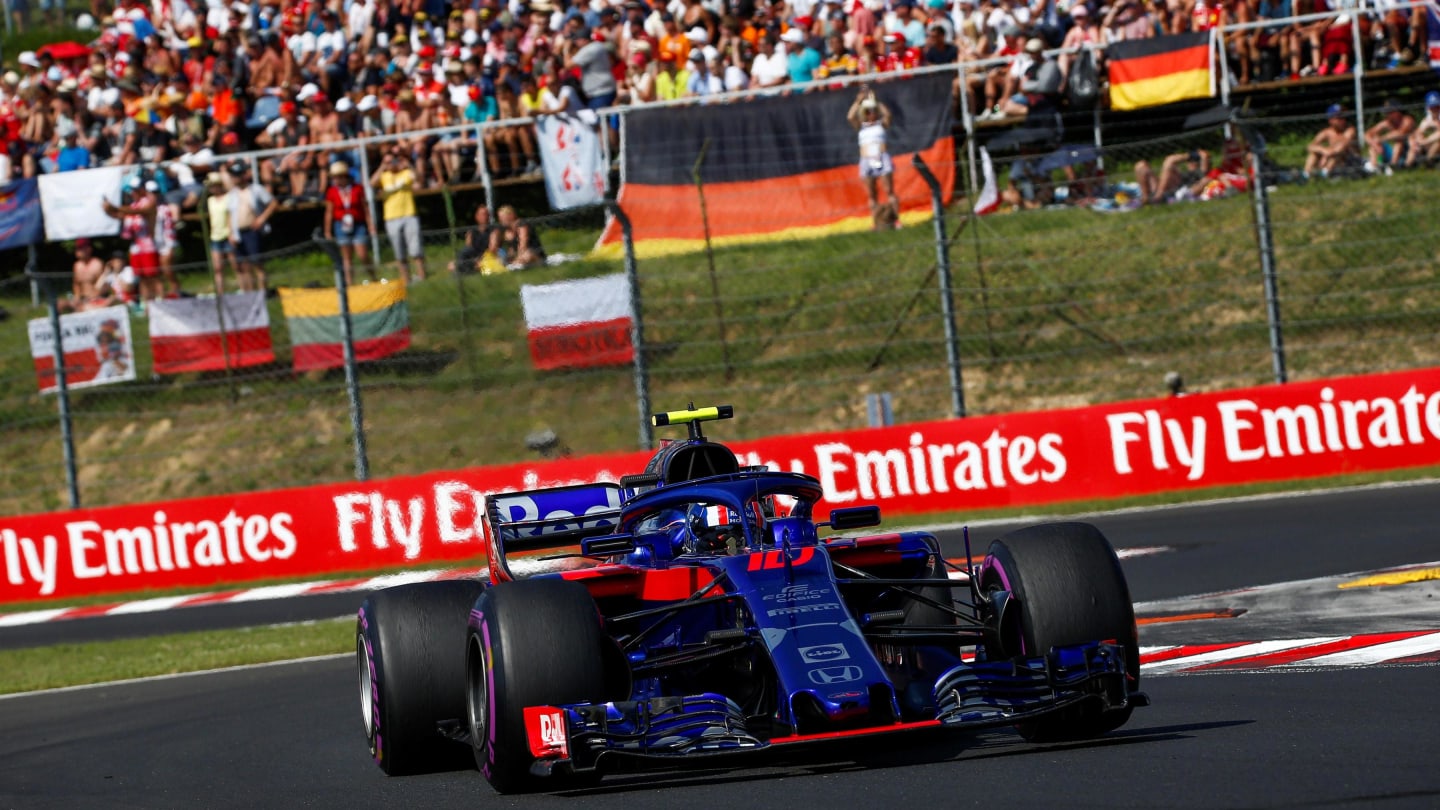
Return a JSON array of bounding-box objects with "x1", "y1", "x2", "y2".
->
[{"x1": 513, "y1": 641, "x2": 1147, "y2": 777}]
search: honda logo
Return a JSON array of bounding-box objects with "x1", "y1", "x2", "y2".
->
[{"x1": 807, "y1": 665, "x2": 863, "y2": 685}]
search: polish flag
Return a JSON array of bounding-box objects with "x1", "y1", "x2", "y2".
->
[
  {"x1": 973, "y1": 147, "x2": 1000, "y2": 216},
  {"x1": 148, "y1": 291, "x2": 275, "y2": 375},
  {"x1": 520, "y1": 274, "x2": 634, "y2": 371}
]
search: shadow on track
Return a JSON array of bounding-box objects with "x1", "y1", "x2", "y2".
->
[{"x1": 547, "y1": 719, "x2": 1255, "y2": 797}]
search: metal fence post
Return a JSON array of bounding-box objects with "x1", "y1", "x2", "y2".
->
[
  {"x1": 1245, "y1": 129, "x2": 1287, "y2": 384},
  {"x1": 312, "y1": 231, "x2": 371, "y2": 480},
  {"x1": 356, "y1": 148, "x2": 384, "y2": 274},
  {"x1": 441, "y1": 184, "x2": 482, "y2": 389},
  {"x1": 35, "y1": 275, "x2": 81, "y2": 508},
  {"x1": 608, "y1": 202, "x2": 652, "y2": 450},
  {"x1": 912, "y1": 155, "x2": 966, "y2": 418},
  {"x1": 477, "y1": 121, "x2": 496, "y2": 215}
]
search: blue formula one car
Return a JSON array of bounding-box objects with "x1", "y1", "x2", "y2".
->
[{"x1": 357, "y1": 406, "x2": 1147, "y2": 792}]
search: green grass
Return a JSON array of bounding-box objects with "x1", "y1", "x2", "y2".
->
[
  {"x1": 0, "y1": 162, "x2": 1436, "y2": 515},
  {"x1": 0, "y1": 617, "x2": 352, "y2": 695}
]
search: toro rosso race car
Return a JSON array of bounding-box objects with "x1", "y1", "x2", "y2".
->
[{"x1": 357, "y1": 406, "x2": 1147, "y2": 792}]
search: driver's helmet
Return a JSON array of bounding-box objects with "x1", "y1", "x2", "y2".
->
[{"x1": 652, "y1": 502, "x2": 748, "y2": 556}]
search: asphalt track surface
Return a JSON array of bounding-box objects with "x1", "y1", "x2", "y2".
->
[{"x1": 2, "y1": 481, "x2": 1438, "y2": 809}]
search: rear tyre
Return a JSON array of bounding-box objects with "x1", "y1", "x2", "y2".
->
[
  {"x1": 357, "y1": 579, "x2": 486, "y2": 775},
  {"x1": 979, "y1": 522, "x2": 1138, "y2": 742},
  {"x1": 466, "y1": 579, "x2": 610, "y2": 793}
]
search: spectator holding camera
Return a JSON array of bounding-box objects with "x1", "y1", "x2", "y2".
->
[{"x1": 371, "y1": 147, "x2": 426, "y2": 284}]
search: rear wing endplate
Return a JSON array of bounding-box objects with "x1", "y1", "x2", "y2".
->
[{"x1": 485, "y1": 483, "x2": 624, "y2": 579}]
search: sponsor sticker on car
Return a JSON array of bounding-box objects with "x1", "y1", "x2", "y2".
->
[
  {"x1": 523, "y1": 706, "x2": 570, "y2": 759},
  {"x1": 807, "y1": 665, "x2": 863, "y2": 685},
  {"x1": 799, "y1": 643, "x2": 850, "y2": 663}
]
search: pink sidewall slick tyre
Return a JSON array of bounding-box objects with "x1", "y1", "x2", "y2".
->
[
  {"x1": 357, "y1": 579, "x2": 485, "y2": 775},
  {"x1": 979, "y1": 521, "x2": 1139, "y2": 742},
  {"x1": 465, "y1": 578, "x2": 613, "y2": 793}
]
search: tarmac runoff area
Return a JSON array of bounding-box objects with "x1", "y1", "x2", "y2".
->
[{"x1": 0, "y1": 481, "x2": 1438, "y2": 807}]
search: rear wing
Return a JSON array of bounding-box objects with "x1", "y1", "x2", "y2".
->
[{"x1": 485, "y1": 483, "x2": 624, "y2": 581}]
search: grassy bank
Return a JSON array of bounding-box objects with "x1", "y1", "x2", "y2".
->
[{"x1": 0, "y1": 163, "x2": 1435, "y2": 514}]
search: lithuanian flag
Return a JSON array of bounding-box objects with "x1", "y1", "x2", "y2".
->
[
  {"x1": 279, "y1": 282, "x2": 411, "y2": 371},
  {"x1": 1106, "y1": 32, "x2": 1212, "y2": 112}
]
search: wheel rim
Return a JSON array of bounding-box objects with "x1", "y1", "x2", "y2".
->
[
  {"x1": 466, "y1": 636, "x2": 488, "y2": 753},
  {"x1": 357, "y1": 632, "x2": 374, "y2": 736}
]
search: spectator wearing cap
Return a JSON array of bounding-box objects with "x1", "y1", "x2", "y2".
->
[
  {"x1": 1059, "y1": 3, "x2": 1101, "y2": 77},
  {"x1": 567, "y1": 27, "x2": 619, "y2": 112},
  {"x1": 848, "y1": 87, "x2": 900, "y2": 230},
  {"x1": 1304, "y1": 104, "x2": 1358, "y2": 179},
  {"x1": 1406, "y1": 92, "x2": 1440, "y2": 168},
  {"x1": 101, "y1": 177, "x2": 164, "y2": 303},
  {"x1": 256, "y1": 99, "x2": 312, "y2": 204},
  {"x1": 683, "y1": 49, "x2": 722, "y2": 96},
  {"x1": 371, "y1": 145, "x2": 426, "y2": 284},
  {"x1": 335, "y1": 96, "x2": 360, "y2": 140},
  {"x1": 999, "y1": 38, "x2": 1061, "y2": 119},
  {"x1": 324, "y1": 161, "x2": 376, "y2": 286},
  {"x1": 623, "y1": 52, "x2": 657, "y2": 103},
  {"x1": 56, "y1": 124, "x2": 91, "y2": 171},
  {"x1": 315, "y1": 10, "x2": 349, "y2": 96},
  {"x1": 1364, "y1": 98, "x2": 1415, "y2": 175},
  {"x1": 781, "y1": 27, "x2": 821, "y2": 84},
  {"x1": 653, "y1": 51, "x2": 692, "y2": 100},
  {"x1": 204, "y1": 172, "x2": 239, "y2": 292},
  {"x1": 225, "y1": 159, "x2": 277, "y2": 293}
]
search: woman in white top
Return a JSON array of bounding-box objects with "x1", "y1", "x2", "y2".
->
[{"x1": 847, "y1": 87, "x2": 898, "y2": 230}]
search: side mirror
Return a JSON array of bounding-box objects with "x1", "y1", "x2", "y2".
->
[
  {"x1": 581, "y1": 533, "x2": 637, "y2": 556},
  {"x1": 826, "y1": 505, "x2": 881, "y2": 531}
]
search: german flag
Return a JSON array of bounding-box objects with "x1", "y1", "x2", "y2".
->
[
  {"x1": 598, "y1": 73, "x2": 954, "y2": 258},
  {"x1": 279, "y1": 282, "x2": 410, "y2": 371},
  {"x1": 1106, "y1": 32, "x2": 1213, "y2": 112}
]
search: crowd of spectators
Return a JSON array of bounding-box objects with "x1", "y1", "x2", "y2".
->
[{"x1": 0, "y1": 0, "x2": 1426, "y2": 209}]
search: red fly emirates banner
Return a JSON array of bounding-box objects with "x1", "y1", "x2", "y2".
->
[{"x1": 4, "y1": 366, "x2": 1440, "y2": 605}]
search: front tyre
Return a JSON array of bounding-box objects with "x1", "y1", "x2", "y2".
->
[
  {"x1": 357, "y1": 579, "x2": 485, "y2": 775},
  {"x1": 980, "y1": 522, "x2": 1139, "y2": 742},
  {"x1": 466, "y1": 579, "x2": 610, "y2": 793}
]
